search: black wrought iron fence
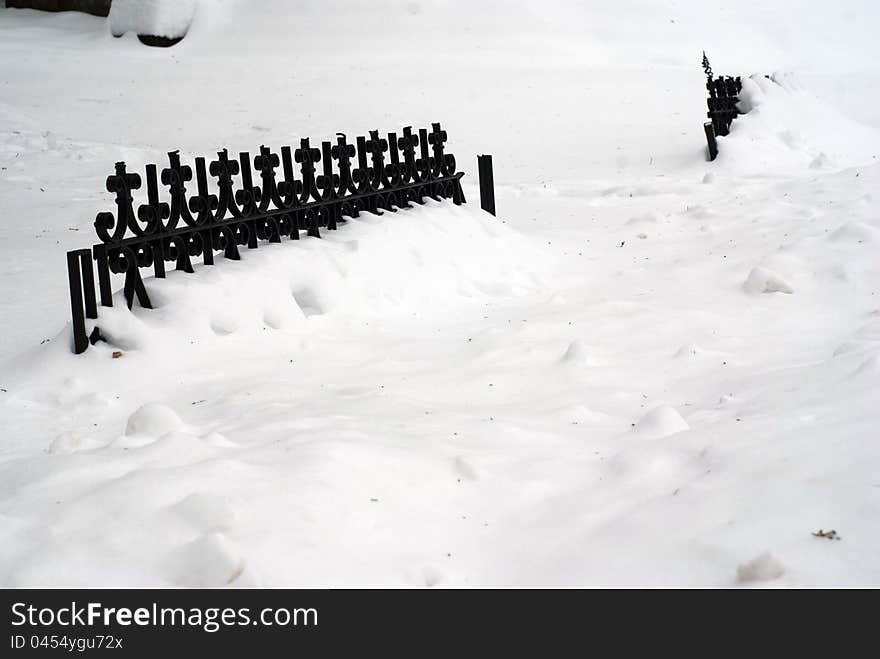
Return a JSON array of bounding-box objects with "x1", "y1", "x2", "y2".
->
[
  {"x1": 66, "y1": 123, "x2": 494, "y2": 354},
  {"x1": 702, "y1": 52, "x2": 743, "y2": 161}
]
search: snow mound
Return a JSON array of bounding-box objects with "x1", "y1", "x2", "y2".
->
[
  {"x1": 743, "y1": 267, "x2": 794, "y2": 295},
  {"x1": 171, "y1": 492, "x2": 235, "y2": 533},
  {"x1": 89, "y1": 202, "x2": 547, "y2": 355},
  {"x1": 633, "y1": 405, "x2": 690, "y2": 439},
  {"x1": 110, "y1": 0, "x2": 196, "y2": 39},
  {"x1": 717, "y1": 73, "x2": 880, "y2": 175},
  {"x1": 829, "y1": 221, "x2": 879, "y2": 245},
  {"x1": 167, "y1": 531, "x2": 247, "y2": 587},
  {"x1": 124, "y1": 403, "x2": 184, "y2": 438},
  {"x1": 559, "y1": 339, "x2": 591, "y2": 366}
]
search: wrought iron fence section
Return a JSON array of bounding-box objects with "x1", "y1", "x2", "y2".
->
[
  {"x1": 90, "y1": 123, "x2": 465, "y2": 312},
  {"x1": 706, "y1": 74, "x2": 742, "y2": 138},
  {"x1": 702, "y1": 52, "x2": 743, "y2": 160},
  {"x1": 63, "y1": 123, "x2": 482, "y2": 354}
]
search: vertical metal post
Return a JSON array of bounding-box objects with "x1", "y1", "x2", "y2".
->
[
  {"x1": 78, "y1": 249, "x2": 98, "y2": 320},
  {"x1": 67, "y1": 250, "x2": 89, "y2": 354},
  {"x1": 322, "y1": 141, "x2": 338, "y2": 229},
  {"x1": 93, "y1": 244, "x2": 113, "y2": 307},
  {"x1": 477, "y1": 154, "x2": 495, "y2": 216},
  {"x1": 704, "y1": 122, "x2": 718, "y2": 161}
]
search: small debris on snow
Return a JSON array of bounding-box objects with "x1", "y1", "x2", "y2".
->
[{"x1": 812, "y1": 529, "x2": 841, "y2": 541}]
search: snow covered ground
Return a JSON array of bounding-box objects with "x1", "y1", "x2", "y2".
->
[{"x1": 1, "y1": 1, "x2": 879, "y2": 587}]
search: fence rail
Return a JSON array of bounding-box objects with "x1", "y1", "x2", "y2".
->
[{"x1": 66, "y1": 123, "x2": 489, "y2": 354}]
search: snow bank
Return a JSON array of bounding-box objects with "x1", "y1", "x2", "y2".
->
[
  {"x1": 110, "y1": 0, "x2": 196, "y2": 39},
  {"x1": 715, "y1": 72, "x2": 880, "y2": 175},
  {"x1": 87, "y1": 201, "x2": 547, "y2": 357}
]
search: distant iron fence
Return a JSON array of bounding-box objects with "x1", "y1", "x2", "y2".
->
[
  {"x1": 66, "y1": 123, "x2": 496, "y2": 354},
  {"x1": 702, "y1": 52, "x2": 742, "y2": 161}
]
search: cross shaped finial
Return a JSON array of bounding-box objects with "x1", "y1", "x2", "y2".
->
[
  {"x1": 400, "y1": 126, "x2": 418, "y2": 150},
  {"x1": 161, "y1": 150, "x2": 192, "y2": 190},
  {"x1": 295, "y1": 138, "x2": 321, "y2": 172},
  {"x1": 107, "y1": 161, "x2": 141, "y2": 195},
  {"x1": 209, "y1": 149, "x2": 240, "y2": 185},
  {"x1": 255, "y1": 145, "x2": 280, "y2": 173},
  {"x1": 429, "y1": 123, "x2": 447, "y2": 147},
  {"x1": 332, "y1": 133, "x2": 355, "y2": 161},
  {"x1": 366, "y1": 130, "x2": 388, "y2": 164},
  {"x1": 96, "y1": 162, "x2": 141, "y2": 243}
]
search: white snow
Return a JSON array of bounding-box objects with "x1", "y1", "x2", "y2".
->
[
  {"x1": 123, "y1": 403, "x2": 185, "y2": 438},
  {"x1": 1, "y1": 1, "x2": 879, "y2": 587},
  {"x1": 109, "y1": 0, "x2": 196, "y2": 39},
  {"x1": 743, "y1": 267, "x2": 794, "y2": 295},
  {"x1": 736, "y1": 552, "x2": 786, "y2": 584},
  {"x1": 633, "y1": 406, "x2": 690, "y2": 439}
]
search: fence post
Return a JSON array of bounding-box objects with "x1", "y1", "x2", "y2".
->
[
  {"x1": 93, "y1": 244, "x2": 113, "y2": 307},
  {"x1": 704, "y1": 122, "x2": 718, "y2": 161},
  {"x1": 79, "y1": 249, "x2": 98, "y2": 320},
  {"x1": 67, "y1": 250, "x2": 90, "y2": 354},
  {"x1": 477, "y1": 154, "x2": 496, "y2": 216}
]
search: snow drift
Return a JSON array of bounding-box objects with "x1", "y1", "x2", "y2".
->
[{"x1": 110, "y1": 0, "x2": 196, "y2": 39}]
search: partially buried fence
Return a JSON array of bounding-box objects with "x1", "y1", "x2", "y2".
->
[
  {"x1": 66, "y1": 123, "x2": 496, "y2": 354},
  {"x1": 702, "y1": 52, "x2": 743, "y2": 161}
]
